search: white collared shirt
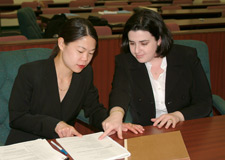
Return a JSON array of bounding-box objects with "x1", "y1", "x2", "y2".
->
[{"x1": 145, "y1": 57, "x2": 168, "y2": 118}]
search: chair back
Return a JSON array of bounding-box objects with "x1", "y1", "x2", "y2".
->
[
  {"x1": 42, "y1": 8, "x2": 70, "y2": 14},
  {"x1": 174, "y1": 40, "x2": 211, "y2": 85},
  {"x1": 130, "y1": 2, "x2": 152, "y2": 6},
  {"x1": 166, "y1": 22, "x2": 180, "y2": 31},
  {"x1": 0, "y1": 0, "x2": 13, "y2": 4},
  {"x1": 92, "y1": 7, "x2": 118, "y2": 12},
  {"x1": 101, "y1": 14, "x2": 131, "y2": 23},
  {"x1": 0, "y1": 35, "x2": 27, "y2": 42},
  {"x1": 122, "y1": 5, "x2": 139, "y2": 11},
  {"x1": 17, "y1": 7, "x2": 43, "y2": 39},
  {"x1": 104, "y1": 2, "x2": 128, "y2": 6},
  {"x1": 0, "y1": 48, "x2": 52, "y2": 145},
  {"x1": 40, "y1": 0, "x2": 54, "y2": 8},
  {"x1": 21, "y1": 1, "x2": 39, "y2": 9},
  {"x1": 161, "y1": 5, "x2": 182, "y2": 10},
  {"x1": 69, "y1": 0, "x2": 94, "y2": 7},
  {"x1": 94, "y1": 26, "x2": 112, "y2": 36}
]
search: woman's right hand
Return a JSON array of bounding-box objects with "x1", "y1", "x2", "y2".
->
[
  {"x1": 99, "y1": 108, "x2": 124, "y2": 140},
  {"x1": 55, "y1": 121, "x2": 82, "y2": 138},
  {"x1": 99, "y1": 107, "x2": 144, "y2": 140}
]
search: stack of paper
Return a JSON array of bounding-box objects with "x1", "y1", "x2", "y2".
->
[
  {"x1": 0, "y1": 139, "x2": 67, "y2": 160},
  {"x1": 57, "y1": 132, "x2": 131, "y2": 160}
]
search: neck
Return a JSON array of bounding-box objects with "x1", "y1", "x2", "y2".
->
[{"x1": 54, "y1": 52, "x2": 73, "y2": 80}]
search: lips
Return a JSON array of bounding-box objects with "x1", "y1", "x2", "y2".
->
[
  {"x1": 136, "y1": 54, "x2": 144, "y2": 59},
  {"x1": 78, "y1": 65, "x2": 86, "y2": 69}
]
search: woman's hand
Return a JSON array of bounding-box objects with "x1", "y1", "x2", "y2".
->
[
  {"x1": 99, "y1": 107, "x2": 145, "y2": 140},
  {"x1": 99, "y1": 107, "x2": 124, "y2": 140},
  {"x1": 122, "y1": 123, "x2": 144, "y2": 134},
  {"x1": 55, "y1": 121, "x2": 82, "y2": 138},
  {"x1": 151, "y1": 111, "x2": 184, "y2": 129}
]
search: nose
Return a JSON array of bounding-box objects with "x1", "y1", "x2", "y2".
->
[
  {"x1": 81, "y1": 52, "x2": 88, "y2": 61},
  {"x1": 135, "y1": 44, "x2": 140, "y2": 54}
]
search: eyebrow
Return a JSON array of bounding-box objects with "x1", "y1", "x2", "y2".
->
[
  {"x1": 129, "y1": 40, "x2": 149, "y2": 42},
  {"x1": 78, "y1": 46, "x2": 95, "y2": 51}
]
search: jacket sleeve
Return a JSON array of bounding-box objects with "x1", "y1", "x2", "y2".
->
[
  {"x1": 81, "y1": 66, "x2": 108, "y2": 130},
  {"x1": 9, "y1": 65, "x2": 59, "y2": 139},
  {"x1": 109, "y1": 55, "x2": 131, "y2": 113}
]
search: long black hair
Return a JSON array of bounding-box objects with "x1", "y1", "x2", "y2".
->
[
  {"x1": 121, "y1": 9, "x2": 173, "y2": 57},
  {"x1": 51, "y1": 17, "x2": 98, "y2": 56}
]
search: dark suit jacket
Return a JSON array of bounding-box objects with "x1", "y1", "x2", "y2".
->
[
  {"x1": 6, "y1": 56, "x2": 107, "y2": 145},
  {"x1": 109, "y1": 44, "x2": 212, "y2": 126}
]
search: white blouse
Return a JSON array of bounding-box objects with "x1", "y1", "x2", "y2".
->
[{"x1": 145, "y1": 57, "x2": 168, "y2": 118}]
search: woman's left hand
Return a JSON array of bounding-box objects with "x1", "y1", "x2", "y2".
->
[{"x1": 151, "y1": 111, "x2": 184, "y2": 129}]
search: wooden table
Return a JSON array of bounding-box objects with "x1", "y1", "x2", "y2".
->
[
  {"x1": 50, "y1": 115, "x2": 225, "y2": 160},
  {"x1": 165, "y1": 17, "x2": 225, "y2": 30},
  {"x1": 111, "y1": 115, "x2": 225, "y2": 160}
]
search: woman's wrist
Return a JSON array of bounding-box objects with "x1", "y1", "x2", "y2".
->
[{"x1": 110, "y1": 107, "x2": 125, "y2": 116}]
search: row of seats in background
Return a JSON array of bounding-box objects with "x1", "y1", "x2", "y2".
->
[
  {"x1": 2, "y1": 0, "x2": 225, "y2": 40},
  {"x1": 0, "y1": 0, "x2": 223, "y2": 7}
]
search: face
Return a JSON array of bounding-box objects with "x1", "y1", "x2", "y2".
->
[
  {"x1": 128, "y1": 30, "x2": 161, "y2": 63},
  {"x1": 58, "y1": 35, "x2": 96, "y2": 73}
]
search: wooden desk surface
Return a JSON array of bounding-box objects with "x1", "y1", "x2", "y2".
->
[
  {"x1": 111, "y1": 115, "x2": 225, "y2": 160},
  {"x1": 165, "y1": 17, "x2": 225, "y2": 30},
  {"x1": 50, "y1": 115, "x2": 225, "y2": 160}
]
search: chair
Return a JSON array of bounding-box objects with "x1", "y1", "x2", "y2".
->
[
  {"x1": 0, "y1": 48, "x2": 89, "y2": 145},
  {"x1": 101, "y1": 14, "x2": 131, "y2": 23},
  {"x1": 94, "y1": 26, "x2": 112, "y2": 36},
  {"x1": 173, "y1": 0, "x2": 193, "y2": 4},
  {"x1": 0, "y1": 0, "x2": 13, "y2": 4},
  {"x1": 21, "y1": 1, "x2": 39, "y2": 9},
  {"x1": 17, "y1": 7, "x2": 43, "y2": 39},
  {"x1": 174, "y1": 40, "x2": 225, "y2": 115},
  {"x1": 42, "y1": 8, "x2": 70, "y2": 14},
  {"x1": 0, "y1": 35, "x2": 27, "y2": 42},
  {"x1": 69, "y1": 0, "x2": 95, "y2": 7},
  {"x1": 161, "y1": 5, "x2": 182, "y2": 10},
  {"x1": 104, "y1": 2, "x2": 128, "y2": 6},
  {"x1": 166, "y1": 22, "x2": 180, "y2": 31},
  {"x1": 130, "y1": 2, "x2": 152, "y2": 6},
  {"x1": 39, "y1": 0, "x2": 54, "y2": 8},
  {"x1": 124, "y1": 40, "x2": 225, "y2": 122},
  {"x1": 122, "y1": 5, "x2": 139, "y2": 11},
  {"x1": 92, "y1": 7, "x2": 118, "y2": 12}
]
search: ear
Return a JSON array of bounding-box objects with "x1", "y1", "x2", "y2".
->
[
  {"x1": 58, "y1": 37, "x2": 65, "y2": 51},
  {"x1": 157, "y1": 37, "x2": 162, "y2": 46}
]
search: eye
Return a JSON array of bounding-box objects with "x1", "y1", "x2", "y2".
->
[
  {"x1": 77, "y1": 50, "x2": 83, "y2": 53},
  {"x1": 129, "y1": 42, "x2": 135, "y2": 46},
  {"x1": 89, "y1": 52, "x2": 94, "y2": 55},
  {"x1": 141, "y1": 42, "x2": 148, "y2": 46}
]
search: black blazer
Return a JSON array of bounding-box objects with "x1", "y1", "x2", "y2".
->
[
  {"x1": 6, "y1": 56, "x2": 107, "y2": 145},
  {"x1": 109, "y1": 44, "x2": 212, "y2": 126}
]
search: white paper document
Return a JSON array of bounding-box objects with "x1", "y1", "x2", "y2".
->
[
  {"x1": 56, "y1": 132, "x2": 131, "y2": 160},
  {"x1": 0, "y1": 139, "x2": 67, "y2": 160}
]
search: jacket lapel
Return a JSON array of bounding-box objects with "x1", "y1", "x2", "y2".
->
[
  {"x1": 165, "y1": 48, "x2": 183, "y2": 100},
  {"x1": 129, "y1": 55, "x2": 154, "y2": 101}
]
